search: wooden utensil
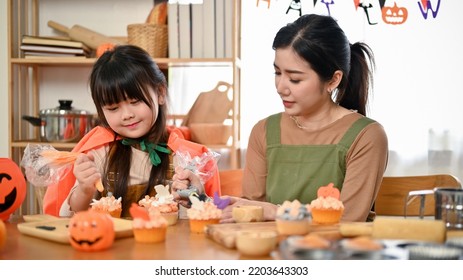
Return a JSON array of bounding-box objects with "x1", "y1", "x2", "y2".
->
[{"x1": 47, "y1": 20, "x2": 123, "y2": 50}]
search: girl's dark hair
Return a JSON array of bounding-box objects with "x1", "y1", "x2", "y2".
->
[
  {"x1": 272, "y1": 14, "x2": 375, "y2": 116},
  {"x1": 89, "y1": 45, "x2": 170, "y2": 210}
]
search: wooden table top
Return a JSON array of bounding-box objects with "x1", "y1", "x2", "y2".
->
[{"x1": 1, "y1": 216, "x2": 273, "y2": 260}]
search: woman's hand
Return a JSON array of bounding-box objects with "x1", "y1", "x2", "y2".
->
[
  {"x1": 73, "y1": 153, "x2": 101, "y2": 195},
  {"x1": 220, "y1": 197, "x2": 279, "y2": 223},
  {"x1": 171, "y1": 166, "x2": 204, "y2": 208}
]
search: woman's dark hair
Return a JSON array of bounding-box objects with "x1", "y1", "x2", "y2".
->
[
  {"x1": 89, "y1": 45, "x2": 170, "y2": 210},
  {"x1": 272, "y1": 14, "x2": 375, "y2": 116}
]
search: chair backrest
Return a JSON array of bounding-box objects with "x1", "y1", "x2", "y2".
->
[
  {"x1": 375, "y1": 174, "x2": 462, "y2": 216},
  {"x1": 219, "y1": 169, "x2": 243, "y2": 197}
]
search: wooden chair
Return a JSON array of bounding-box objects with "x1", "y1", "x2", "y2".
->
[
  {"x1": 219, "y1": 169, "x2": 243, "y2": 197},
  {"x1": 374, "y1": 174, "x2": 462, "y2": 217}
]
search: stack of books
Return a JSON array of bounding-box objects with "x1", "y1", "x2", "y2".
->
[
  {"x1": 20, "y1": 35, "x2": 91, "y2": 58},
  {"x1": 168, "y1": 0, "x2": 233, "y2": 59}
]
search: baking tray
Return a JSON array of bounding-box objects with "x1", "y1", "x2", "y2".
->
[
  {"x1": 17, "y1": 217, "x2": 133, "y2": 244},
  {"x1": 279, "y1": 236, "x2": 411, "y2": 260}
]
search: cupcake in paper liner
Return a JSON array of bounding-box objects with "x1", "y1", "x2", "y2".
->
[
  {"x1": 275, "y1": 200, "x2": 311, "y2": 236},
  {"x1": 187, "y1": 195, "x2": 222, "y2": 234},
  {"x1": 130, "y1": 203, "x2": 168, "y2": 243},
  {"x1": 139, "y1": 184, "x2": 179, "y2": 226},
  {"x1": 90, "y1": 196, "x2": 122, "y2": 218},
  {"x1": 310, "y1": 183, "x2": 344, "y2": 225}
]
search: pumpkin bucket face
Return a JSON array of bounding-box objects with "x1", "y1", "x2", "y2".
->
[
  {"x1": 69, "y1": 209, "x2": 115, "y2": 252},
  {"x1": 0, "y1": 158, "x2": 27, "y2": 221}
]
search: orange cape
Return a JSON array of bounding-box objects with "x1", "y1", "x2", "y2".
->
[{"x1": 42, "y1": 126, "x2": 221, "y2": 216}]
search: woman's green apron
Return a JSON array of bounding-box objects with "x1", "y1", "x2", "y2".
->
[{"x1": 266, "y1": 113, "x2": 375, "y2": 205}]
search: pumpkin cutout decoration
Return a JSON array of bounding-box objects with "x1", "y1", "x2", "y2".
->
[
  {"x1": 317, "y1": 182, "x2": 340, "y2": 199},
  {"x1": 382, "y1": 2, "x2": 408, "y2": 25},
  {"x1": 0, "y1": 158, "x2": 27, "y2": 221},
  {"x1": 69, "y1": 209, "x2": 115, "y2": 252}
]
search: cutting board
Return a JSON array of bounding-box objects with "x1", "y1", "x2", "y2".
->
[
  {"x1": 205, "y1": 222, "x2": 341, "y2": 249},
  {"x1": 181, "y1": 81, "x2": 232, "y2": 126},
  {"x1": 17, "y1": 216, "x2": 133, "y2": 244}
]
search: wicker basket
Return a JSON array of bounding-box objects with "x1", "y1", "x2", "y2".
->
[{"x1": 127, "y1": 23, "x2": 168, "y2": 58}]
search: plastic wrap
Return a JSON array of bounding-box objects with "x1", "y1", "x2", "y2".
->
[
  {"x1": 20, "y1": 144, "x2": 78, "y2": 187},
  {"x1": 173, "y1": 147, "x2": 221, "y2": 186}
]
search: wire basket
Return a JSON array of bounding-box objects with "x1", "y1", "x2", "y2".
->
[{"x1": 127, "y1": 23, "x2": 168, "y2": 58}]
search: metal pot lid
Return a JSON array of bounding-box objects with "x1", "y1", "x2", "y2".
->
[{"x1": 39, "y1": 100, "x2": 92, "y2": 116}]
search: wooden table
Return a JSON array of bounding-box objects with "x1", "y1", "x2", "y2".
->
[{"x1": 1, "y1": 216, "x2": 273, "y2": 260}]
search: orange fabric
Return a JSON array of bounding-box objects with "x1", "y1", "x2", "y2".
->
[{"x1": 43, "y1": 126, "x2": 220, "y2": 216}]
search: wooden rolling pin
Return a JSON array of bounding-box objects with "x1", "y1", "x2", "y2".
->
[
  {"x1": 372, "y1": 217, "x2": 446, "y2": 243},
  {"x1": 48, "y1": 20, "x2": 123, "y2": 50}
]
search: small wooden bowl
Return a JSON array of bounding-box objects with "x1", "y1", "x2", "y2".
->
[{"x1": 236, "y1": 230, "x2": 278, "y2": 257}]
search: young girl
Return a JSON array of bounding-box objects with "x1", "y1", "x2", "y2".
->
[
  {"x1": 42, "y1": 45, "x2": 220, "y2": 217},
  {"x1": 220, "y1": 14, "x2": 388, "y2": 223}
]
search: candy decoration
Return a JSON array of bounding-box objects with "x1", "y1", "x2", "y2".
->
[{"x1": 317, "y1": 182, "x2": 340, "y2": 199}]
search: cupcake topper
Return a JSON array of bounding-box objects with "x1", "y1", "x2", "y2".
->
[
  {"x1": 213, "y1": 192, "x2": 230, "y2": 210},
  {"x1": 154, "y1": 184, "x2": 171, "y2": 198},
  {"x1": 317, "y1": 182, "x2": 340, "y2": 199},
  {"x1": 189, "y1": 194, "x2": 205, "y2": 210},
  {"x1": 129, "y1": 203, "x2": 150, "y2": 221}
]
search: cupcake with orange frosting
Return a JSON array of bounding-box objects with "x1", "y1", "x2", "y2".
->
[
  {"x1": 275, "y1": 199, "x2": 311, "y2": 236},
  {"x1": 130, "y1": 203, "x2": 168, "y2": 243},
  {"x1": 90, "y1": 196, "x2": 122, "y2": 218},
  {"x1": 310, "y1": 183, "x2": 344, "y2": 225},
  {"x1": 187, "y1": 195, "x2": 222, "y2": 234},
  {"x1": 138, "y1": 184, "x2": 179, "y2": 226}
]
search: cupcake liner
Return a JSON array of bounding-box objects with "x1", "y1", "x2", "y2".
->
[
  {"x1": 311, "y1": 208, "x2": 343, "y2": 225},
  {"x1": 133, "y1": 227, "x2": 167, "y2": 243}
]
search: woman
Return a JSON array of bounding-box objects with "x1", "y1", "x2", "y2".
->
[{"x1": 221, "y1": 14, "x2": 388, "y2": 222}]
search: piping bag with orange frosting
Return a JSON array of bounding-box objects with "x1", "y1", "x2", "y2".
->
[{"x1": 21, "y1": 143, "x2": 104, "y2": 192}]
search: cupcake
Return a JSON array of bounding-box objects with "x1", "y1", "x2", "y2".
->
[
  {"x1": 187, "y1": 195, "x2": 222, "y2": 234},
  {"x1": 275, "y1": 200, "x2": 311, "y2": 236},
  {"x1": 286, "y1": 234, "x2": 336, "y2": 260},
  {"x1": 129, "y1": 203, "x2": 168, "y2": 243},
  {"x1": 139, "y1": 184, "x2": 179, "y2": 226},
  {"x1": 310, "y1": 183, "x2": 344, "y2": 225},
  {"x1": 342, "y1": 236, "x2": 383, "y2": 251},
  {"x1": 90, "y1": 195, "x2": 122, "y2": 218}
]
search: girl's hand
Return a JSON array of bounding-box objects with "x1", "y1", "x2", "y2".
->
[
  {"x1": 220, "y1": 197, "x2": 278, "y2": 223},
  {"x1": 171, "y1": 166, "x2": 204, "y2": 207},
  {"x1": 73, "y1": 153, "x2": 101, "y2": 195}
]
